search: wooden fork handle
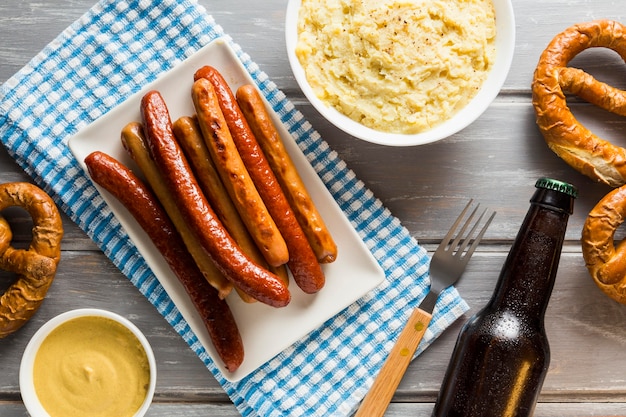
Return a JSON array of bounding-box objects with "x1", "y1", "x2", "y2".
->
[{"x1": 355, "y1": 307, "x2": 433, "y2": 417}]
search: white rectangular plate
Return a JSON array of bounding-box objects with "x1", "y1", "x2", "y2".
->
[{"x1": 68, "y1": 38, "x2": 385, "y2": 382}]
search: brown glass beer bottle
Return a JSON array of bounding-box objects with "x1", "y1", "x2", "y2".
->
[{"x1": 432, "y1": 178, "x2": 577, "y2": 417}]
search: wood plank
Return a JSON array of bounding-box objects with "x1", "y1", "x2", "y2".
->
[{"x1": 1, "y1": 401, "x2": 626, "y2": 417}]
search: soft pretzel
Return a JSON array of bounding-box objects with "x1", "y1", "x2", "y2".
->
[
  {"x1": 582, "y1": 185, "x2": 626, "y2": 304},
  {"x1": 532, "y1": 20, "x2": 626, "y2": 187},
  {"x1": 0, "y1": 182, "x2": 63, "y2": 338}
]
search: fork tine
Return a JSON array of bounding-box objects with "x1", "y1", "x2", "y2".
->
[
  {"x1": 449, "y1": 204, "x2": 480, "y2": 252},
  {"x1": 454, "y1": 206, "x2": 487, "y2": 255},
  {"x1": 439, "y1": 199, "x2": 474, "y2": 250},
  {"x1": 459, "y1": 209, "x2": 496, "y2": 262}
]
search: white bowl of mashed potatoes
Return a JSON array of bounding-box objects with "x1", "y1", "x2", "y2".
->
[
  {"x1": 286, "y1": 0, "x2": 515, "y2": 146},
  {"x1": 19, "y1": 309, "x2": 156, "y2": 417}
]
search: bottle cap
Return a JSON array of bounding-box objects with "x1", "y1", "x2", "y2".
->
[
  {"x1": 532, "y1": 177, "x2": 577, "y2": 214},
  {"x1": 535, "y1": 178, "x2": 578, "y2": 198}
]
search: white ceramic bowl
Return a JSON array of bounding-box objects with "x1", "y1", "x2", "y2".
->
[
  {"x1": 19, "y1": 309, "x2": 157, "y2": 417},
  {"x1": 285, "y1": 0, "x2": 516, "y2": 146}
]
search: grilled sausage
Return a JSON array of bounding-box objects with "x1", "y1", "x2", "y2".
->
[
  {"x1": 121, "y1": 121, "x2": 233, "y2": 299},
  {"x1": 236, "y1": 84, "x2": 337, "y2": 263},
  {"x1": 140, "y1": 90, "x2": 290, "y2": 307},
  {"x1": 172, "y1": 116, "x2": 289, "y2": 299},
  {"x1": 194, "y1": 68, "x2": 324, "y2": 294},
  {"x1": 84, "y1": 150, "x2": 244, "y2": 372},
  {"x1": 190, "y1": 79, "x2": 289, "y2": 268}
]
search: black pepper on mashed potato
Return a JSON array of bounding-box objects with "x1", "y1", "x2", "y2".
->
[{"x1": 295, "y1": 0, "x2": 497, "y2": 135}]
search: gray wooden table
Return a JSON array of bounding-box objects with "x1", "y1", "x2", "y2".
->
[{"x1": 2, "y1": 1, "x2": 626, "y2": 416}]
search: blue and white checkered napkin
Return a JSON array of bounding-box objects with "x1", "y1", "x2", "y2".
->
[{"x1": 0, "y1": 0, "x2": 469, "y2": 415}]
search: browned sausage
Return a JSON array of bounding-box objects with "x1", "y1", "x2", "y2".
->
[
  {"x1": 140, "y1": 90, "x2": 290, "y2": 307},
  {"x1": 236, "y1": 84, "x2": 337, "y2": 263},
  {"x1": 121, "y1": 121, "x2": 233, "y2": 299},
  {"x1": 172, "y1": 116, "x2": 289, "y2": 299},
  {"x1": 190, "y1": 79, "x2": 289, "y2": 268},
  {"x1": 84, "y1": 150, "x2": 244, "y2": 372},
  {"x1": 194, "y1": 68, "x2": 325, "y2": 294}
]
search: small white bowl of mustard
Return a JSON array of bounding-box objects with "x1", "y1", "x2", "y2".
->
[{"x1": 19, "y1": 308, "x2": 156, "y2": 417}]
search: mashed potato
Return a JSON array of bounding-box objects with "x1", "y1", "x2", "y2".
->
[{"x1": 295, "y1": 0, "x2": 496, "y2": 135}]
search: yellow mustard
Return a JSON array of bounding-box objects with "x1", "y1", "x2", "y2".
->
[{"x1": 33, "y1": 316, "x2": 151, "y2": 417}]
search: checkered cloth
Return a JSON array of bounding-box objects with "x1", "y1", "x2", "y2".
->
[{"x1": 0, "y1": 0, "x2": 469, "y2": 415}]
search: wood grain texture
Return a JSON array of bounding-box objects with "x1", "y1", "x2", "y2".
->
[
  {"x1": 356, "y1": 307, "x2": 432, "y2": 417},
  {"x1": 2, "y1": 0, "x2": 626, "y2": 416}
]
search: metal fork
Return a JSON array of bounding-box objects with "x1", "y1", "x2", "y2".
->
[{"x1": 355, "y1": 200, "x2": 496, "y2": 417}]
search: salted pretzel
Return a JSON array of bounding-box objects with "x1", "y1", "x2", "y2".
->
[
  {"x1": 0, "y1": 182, "x2": 63, "y2": 338},
  {"x1": 532, "y1": 20, "x2": 626, "y2": 187},
  {"x1": 582, "y1": 185, "x2": 626, "y2": 304}
]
